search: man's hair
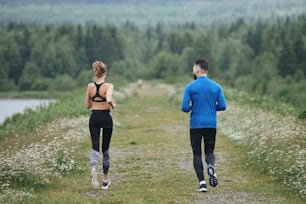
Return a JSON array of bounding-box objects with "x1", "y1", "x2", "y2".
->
[{"x1": 195, "y1": 59, "x2": 209, "y2": 71}]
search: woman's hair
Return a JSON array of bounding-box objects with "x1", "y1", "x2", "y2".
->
[{"x1": 92, "y1": 61, "x2": 107, "y2": 78}]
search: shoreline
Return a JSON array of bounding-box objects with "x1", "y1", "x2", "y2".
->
[{"x1": 0, "y1": 98, "x2": 56, "y2": 124}]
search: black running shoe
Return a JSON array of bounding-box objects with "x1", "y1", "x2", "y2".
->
[
  {"x1": 102, "y1": 180, "x2": 111, "y2": 190},
  {"x1": 207, "y1": 165, "x2": 218, "y2": 187},
  {"x1": 197, "y1": 183, "x2": 207, "y2": 192}
]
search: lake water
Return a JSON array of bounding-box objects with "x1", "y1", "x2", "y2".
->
[{"x1": 0, "y1": 99, "x2": 55, "y2": 124}]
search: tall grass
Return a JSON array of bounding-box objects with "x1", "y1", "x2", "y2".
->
[
  {"x1": 223, "y1": 88, "x2": 301, "y2": 116},
  {"x1": 0, "y1": 88, "x2": 89, "y2": 203},
  {"x1": 218, "y1": 102, "x2": 306, "y2": 198},
  {"x1": 0, "y1": 117, "x2": 85, "y2": 203},
  {"x1": 0, "y1": 82, "x2": 141, "y2": 203},
  {"x1": 219, "y1": 90, "x2": 305, "y2": 198}
]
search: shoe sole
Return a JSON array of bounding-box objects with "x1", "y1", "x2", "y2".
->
[
  {"x1": 208, "y1": 166, "x2": 218, "y2": 187},
  {"x1": 91, "y1": 184, "x2": 100, "y2": 189},
  {"x1": 91, "y1": 172, "x2": 99, "y2": 189},
  {"x1": 209, "y1": 177, "x2": 218, "y2": 187},
  {"x1": 102, "y1": 181, "x2": 111, "y2": 190},
  {"x1": 197, "y1": 188, "x2": 207, "y2": 192}
]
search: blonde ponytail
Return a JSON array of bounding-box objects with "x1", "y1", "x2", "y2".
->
[{"x1": 92, "y1": 61, "x2": 107, "y2": 78}]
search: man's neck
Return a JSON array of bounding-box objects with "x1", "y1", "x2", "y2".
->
[{"x1": 198, "y1": 73, "x2": 207, "y2": 77}]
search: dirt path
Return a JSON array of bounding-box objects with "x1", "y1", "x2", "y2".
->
[
  {"x1": 1, "y1": 82, "x2": 302, "y2": 204},
  {"x1": 85, "y1": 82, "x2": 293, "y2": 203}
]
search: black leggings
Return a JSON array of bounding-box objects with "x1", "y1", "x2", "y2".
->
[
  {"x1": 190, "y1": 128, "x2": 216, "y2": 182},
  {"x1": 89, "y1": 110, "x2": 113, "y2": 174}
]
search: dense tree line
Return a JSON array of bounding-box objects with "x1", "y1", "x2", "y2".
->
[
  {"x1": 0, "y1": 23, "x2": 125, "y2": 91},
  {"x1": 0, "y1": 15, "x2": 305, "y2": 110}
]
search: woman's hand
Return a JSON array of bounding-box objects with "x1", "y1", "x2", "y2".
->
[{"x1": 108, "y1": 101, "x2": 116, "y2": 109}]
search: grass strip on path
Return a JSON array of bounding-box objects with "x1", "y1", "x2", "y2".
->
[{"x1": 1, "y1": 82, "x2": 304, "y2": 204}]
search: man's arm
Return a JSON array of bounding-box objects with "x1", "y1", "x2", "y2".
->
[
  {"x1": 216, "y1": 87, "x2": 226, "y2": 111},
  {"x1": 181, "y1": 86, "x2": 192, "y2": 112}
]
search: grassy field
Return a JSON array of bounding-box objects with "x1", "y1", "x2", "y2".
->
[{"x1": 0, "y1": 82, "x2": 304, "y2": 203}]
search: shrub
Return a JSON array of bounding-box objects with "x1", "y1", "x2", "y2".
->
[
  {"x1": 0, "y1": 79, "x2": 18, "y2": 91},
  {"x1": 298, "y1": 110, "x2": 306, "y2": 119},
  {"x1": 49, "y1": 75, "x2": 76, "y2": 91},
  {"x1": 76, "y1": 70, "x2": 93, "y2": 87},
  {"x1": 31, "y1": 77, "x2": 52, "y2": 91}
]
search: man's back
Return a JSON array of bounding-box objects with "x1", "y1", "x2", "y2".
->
[
  {"x1": 181, "y1": 76, "x2": 226, "y2": 129},
  {"x1": 181, "y1": 58, "x2": 226, "y2": 191}
]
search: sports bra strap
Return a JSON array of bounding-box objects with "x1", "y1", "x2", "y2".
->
[{"x1": 91, "y1": 82, "x2": 107, "y2": 102}]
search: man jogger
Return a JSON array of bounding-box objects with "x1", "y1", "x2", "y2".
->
[{"x1": 181, "y1": 58, "x2": 226, "y2": 192}]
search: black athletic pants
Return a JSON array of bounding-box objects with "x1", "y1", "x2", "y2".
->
[
  {"x1": 190, "y1": 128, "x2": 216, "y2": 182},
  {"x1": 89, "y1": 110, "x2": 113, "y2": 174}
]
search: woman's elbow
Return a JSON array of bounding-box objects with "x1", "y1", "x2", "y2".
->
[
  {"x1": 106, "y1": 97, "x2": 113, "y2": 105},
  {"x1": 85, "y1": 102, "x2": 92, "y2": 109}
]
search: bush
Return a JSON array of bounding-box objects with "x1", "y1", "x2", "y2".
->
[
  {"x1": 48, "y1": 75, "x2": 76, "y2": 91},
  {"x1": 0, "y1": 79, "x2": 18, "y2": 91},
  {"x1": 76, "y1": 70, "x2": 93, "y2": 87},
  {"x1": 31, "y1": 77, "x2": 52, "y2": 91},
  {"x1": 298, "y1": 110, "x2": 306, "y2": 119}
]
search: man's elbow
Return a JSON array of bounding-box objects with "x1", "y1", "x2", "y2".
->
[
  {"x1": 181, "y1": 106, "x2": 190, "y2": 112},
  {"x1": 218, "y1": 104, "x2": 226, "y2": 111}
]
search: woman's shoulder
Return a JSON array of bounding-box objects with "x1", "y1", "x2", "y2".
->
[
  {"x1": 87, "y1": 82, "x2": 95, "y2": 88},
  {"x1": 87, "y1": 83, "x2": 99, "y2": 92},
  {"x1": 104, "y1": 82, "x2": 114, "y2": 88}
]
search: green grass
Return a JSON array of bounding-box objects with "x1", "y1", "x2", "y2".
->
[
  {"x1": 223, "y1": 88, "x2": 300, "y2": 117},
  {"x1": 0, "y1": 90, "x2": 66, "y2": 99},
  {"x1": 0, "y1": 82, "x2": 304, "y2": 203}
]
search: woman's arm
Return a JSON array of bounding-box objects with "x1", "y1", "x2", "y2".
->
[
  {"x1": 85, "y1": 84, "x2": 92, "y2": 109},
  {"x1": 106, "y1": 84, "x2": 116, "y2": 109}
]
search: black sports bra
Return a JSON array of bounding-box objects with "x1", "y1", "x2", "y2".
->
[{"x1": 91, "y1": 82, "x2": 107, "y2": 102}]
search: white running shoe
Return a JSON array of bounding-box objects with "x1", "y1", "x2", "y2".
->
[
  {"x1": 197, "y1": 180, "x2": 207, "y2": 192},
  {"x1": 91, "y1": 170, "x2": 99, "y2": 189},
  {"x1": 197, "y1": 183, "x2": 207, "y2": 192},
  {"x1": 102, "y1": 180, "x2": 111, "y2": 190}
]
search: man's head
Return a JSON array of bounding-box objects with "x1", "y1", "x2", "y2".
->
[{"x1": 193, "y1": 59, "x2": 209, "y2": 79}]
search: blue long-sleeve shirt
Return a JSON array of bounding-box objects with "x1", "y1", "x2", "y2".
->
[{"x1": 181, "y1": 76, "x2": 226, "y2": 129}]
